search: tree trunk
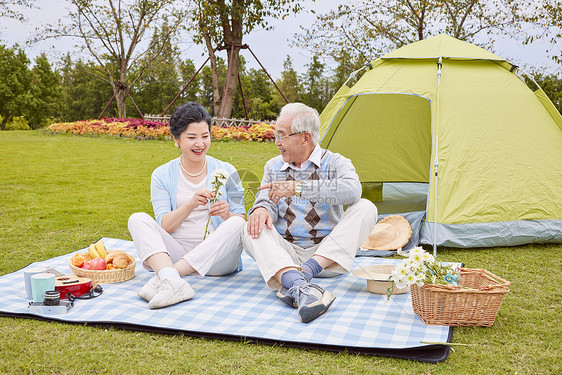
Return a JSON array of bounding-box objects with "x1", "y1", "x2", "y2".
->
[
  {"x1": 200, "y1": 0, "x2": 244, "y2": 120},
  {"x1": 115, "y1": 90, "x2": 126, "y2": 118},
  {"x1": 219, "y1": 45, "x2": 241, "y2": 119},
  {"x1": 217, "y1": 2, "x2": 243, "y2": 119},
  {"x1": 203, "y1": 31, "x2": 222, "y2": 117},
  {"x1": 115, "y1": 68, "x2": 128, "y2": 118},
  {"x1": 1, "y1": 115, "x2": 8, "y2": 131}
]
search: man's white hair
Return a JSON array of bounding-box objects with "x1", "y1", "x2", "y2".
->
[{"x1": 277, "y1": 103, "x2": 320, "y2": 144}]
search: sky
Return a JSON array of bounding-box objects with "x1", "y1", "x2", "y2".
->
[
  {"x1": 0, "y1": 0, "x2": 559, "y2": 78},
  {"x1": 0, "y1": 0, "x2": 337, "y2": 77}
]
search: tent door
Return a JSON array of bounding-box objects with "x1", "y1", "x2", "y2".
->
[{"x1": 323, "y1": 92, "x2": 432, "y2": 214}]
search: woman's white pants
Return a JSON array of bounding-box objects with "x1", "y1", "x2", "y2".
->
[{"x1": 128, "y1": 212, "x2": 245, "y2": 277}]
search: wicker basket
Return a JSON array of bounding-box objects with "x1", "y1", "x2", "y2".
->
[
  {"x1": 69, "y1": 255, "x2": 136, "y2": 284},
  {"x1": 410, "y1": 268, "x2": 510, "y2": 327}
]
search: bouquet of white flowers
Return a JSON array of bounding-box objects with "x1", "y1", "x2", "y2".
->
[
  {"x1": 387, "y1": 246, "x2": 461, "y2": 299},
  {"x1": 203, "y1": 169, "x2": 229, "y2": 240}
]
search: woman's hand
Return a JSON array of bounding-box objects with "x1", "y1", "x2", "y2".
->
[
  {"x1": 188, "y1": 189, "x2": 214, "y2": 209},
  {"x1": 209, "y1": 200, "x2": 231, "y2": 220},
  {"x1": 162, "y1": 189, "x2": 213, "y2": 233}
]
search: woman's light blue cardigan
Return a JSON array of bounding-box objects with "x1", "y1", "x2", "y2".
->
[{"x1": 150, "y1": 155, "x2": 245, "y2": 229}]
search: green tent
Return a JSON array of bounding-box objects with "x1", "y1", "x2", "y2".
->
[{"x1": 320, "y1": 34, "x2": 562, "y2": 249}]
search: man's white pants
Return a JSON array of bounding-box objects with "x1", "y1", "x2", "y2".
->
[
  {"x1": 242, "y1": 199, "x2": 377, "y2": 290},
  {"x1": 128, "y1": 212, "x2": 245, "y2": 277}
]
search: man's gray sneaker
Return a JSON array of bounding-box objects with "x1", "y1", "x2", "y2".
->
[
  {"x1": 276, "y1": 286, "x2": 297, "y2": 308},
  {"x1": 289, "y1": 283, "x2": 336, "y2": 323}
]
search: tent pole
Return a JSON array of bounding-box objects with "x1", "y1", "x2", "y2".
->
[
  {"x1": 433, "y1": 156, "x2": 439, "y2": 257},
  {"x1": 343, "y1": 65, "x2": 368, "y2": 87},
  {"x1": 433, "y1": 57, "x2": 442, "y2": 258}
]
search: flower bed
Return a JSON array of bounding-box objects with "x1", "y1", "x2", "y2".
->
[{"x1": 47, "y1": 118, "x2": 275, "y2": 142}]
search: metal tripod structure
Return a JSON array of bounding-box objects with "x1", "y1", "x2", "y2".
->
[
  {"x1": 98, "y1": 81, "x2": 145, "y2": 120},
  {"x1": 161, "y1": 43, "x2": 289, "y2": 119}
]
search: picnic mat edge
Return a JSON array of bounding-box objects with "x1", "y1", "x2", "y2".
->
[
  {"x1": 0, "y1": 237, "x2": 454, "y2": 363},
  {"x1": 0, "y1": 311, "x2": 452, "y2": 363}
]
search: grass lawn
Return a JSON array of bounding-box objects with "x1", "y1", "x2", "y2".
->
[{"x1": 0, "y1": 131, "x2": 560, "y2": 374}]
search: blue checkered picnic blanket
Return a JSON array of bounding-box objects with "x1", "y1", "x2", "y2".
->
[{"x1": 0, "y1": 238, "x2": 453, "y2": 352}]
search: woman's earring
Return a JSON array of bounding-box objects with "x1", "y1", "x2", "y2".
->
[{"x1": 175, "y1": 143, "x2": 179, "y2": 148}]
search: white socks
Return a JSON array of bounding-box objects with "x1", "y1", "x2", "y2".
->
[{"x1": 158, "y1": 266, "x2": 181, "y2": 281}]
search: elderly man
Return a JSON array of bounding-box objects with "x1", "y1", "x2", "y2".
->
[{"x1": 242, "y1": 103, "x2": 377, "y2": 323}]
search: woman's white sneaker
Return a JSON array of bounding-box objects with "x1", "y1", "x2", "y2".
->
[
  {"x1": 138, "y1": 275, "x2": 159, "y2": 302},
  {"x1": 148, "y1": 278, "x2": 195, "y2": 309}
]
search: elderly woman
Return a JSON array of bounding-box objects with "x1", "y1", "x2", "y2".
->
[{"x1": 128, "y1": 102, "x2": 246, "y2": 309}]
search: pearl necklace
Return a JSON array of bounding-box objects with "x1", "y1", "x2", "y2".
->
[{"x1": 180, "y1": 154, "x2": 206, "y2": 177}]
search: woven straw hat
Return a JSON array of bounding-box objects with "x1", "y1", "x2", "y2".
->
[
  {"x1": 361, "y1": 215, "x2": 412, "y2": 251},
  {"x1": 352, "y1": 265, "x2": 409, "y2": 295}
]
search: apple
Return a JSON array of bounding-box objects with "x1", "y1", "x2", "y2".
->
[
  {"x1": 89, "y1": 257, "x2": 107, "y2": 270},
  {"x1": 82, "y1": 261, "x2": 90, "y2": 270}
]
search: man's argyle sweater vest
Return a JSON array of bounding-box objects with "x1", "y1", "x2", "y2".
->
[{"x1": 269, "y1": 150, "x2": 344, "y2": 248}]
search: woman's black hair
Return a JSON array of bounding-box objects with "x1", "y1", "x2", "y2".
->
[{"x1": 169, "y1": 102, "x2": 212, "y2": 138}]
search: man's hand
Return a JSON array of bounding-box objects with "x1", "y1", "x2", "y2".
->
[
  {"x1": 247, "y1": 207, "x2": 273, "y2": 239},
  {"x1": 258, "y1": 180, "x2": 298, "y2": 204}
]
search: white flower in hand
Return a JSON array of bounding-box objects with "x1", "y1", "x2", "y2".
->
[
  {"x1": 203, "y1": 169, "x2": 230, "y2": 240},
  {"x1": 212, "y1": 169, "x2": 229, "y2": 185}
]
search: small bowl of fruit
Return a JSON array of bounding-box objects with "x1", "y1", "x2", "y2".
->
[{"x1": 69, "y1": 240, "x2": 136, "y2": 283}]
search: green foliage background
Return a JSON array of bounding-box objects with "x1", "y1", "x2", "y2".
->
[
  {"x1": 1, "y1": 39, "x2": 560, "y2": 130},
  {"x1": 0, "y1": 41, "x2": 362, "y2": 127}
]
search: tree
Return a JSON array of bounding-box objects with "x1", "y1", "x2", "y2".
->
[
  {"x1": 0, "y1": 0, "x2": 33, "y2": 22},
  {"x1": 331, "y1": 49, "x2": 364, "y2": 90},
  {"x1": 130, "y1": 26, "x2": 183, "y2": 116},
  {"x1": 301, "y1": 55, "x2": 330, "y2": 113},
  {"x1": 293, "y1": 0, "x2": 519, "y2": 65},
  {"x1": 59, "y1": 55, "x2": 114, "y2": 121},
  {"x1": 533, "y1": 72, "x2": 562, "y2": 114},
  {"x1": 539, "y1": 2, "x2": 562, "y2": 65},
  {"x1": 272, "y1": 55, "x2": 300, "y2": 108},
  {"x1": 192, "y1": 0, "x2": 303, "y2": 119},
  {"x1": 42, "y1": 0, "x2": 183, "y2": 118},
  {"x1": 516, "y1": 0, "x2": 562, "y2": 65},
  {"x1": 178, "y1": 59, "x2": 201, "y2": 104},
  {"x1": 199, "y1": 58, "x2": 227, "y2": 115},
  {"x1": 227, "y1": 55, "x2": 248, "y2": 119},
  {"x1": 26, "y1": 54, "x2": 62, "y2": 129},
  {"x1": 0, "y1": 44, "x2": 31, "y2": 131},
  {"x1": 244, "y1": 67, "x2": 278, "y2": 120}
]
